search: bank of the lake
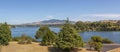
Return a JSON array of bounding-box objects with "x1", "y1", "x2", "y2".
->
[{"x1": 11, "y1": 27, "x2": 120, "y2": 43}]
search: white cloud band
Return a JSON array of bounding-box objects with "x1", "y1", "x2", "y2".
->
[{"x1": 81, "y1": 14, "x2": 120, "y2": 17}]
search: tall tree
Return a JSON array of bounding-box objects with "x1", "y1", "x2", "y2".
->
[
  {"x1": 0, "y1": 22, "x2": 12, "y2": 45},
  {"x1": 55, "y1": 18, "x2": 84, "y2": 52},
  {"x1": 35, "y1": 26, "x2": 49, "y2": 39},
  {"x1": 35, "y1": 26, "x2": 57, "y2": 45}
]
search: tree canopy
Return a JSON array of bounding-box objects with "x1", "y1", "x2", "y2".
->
[
  {"x1": 55, "y1": 18, "x2": 84, "y2": 52},
  {"x1": 0, "y1": 22, "x2": 12, "y2": 45},
  {"x1": 35, "y1": 26, "x2": 57, "y2": 45}
]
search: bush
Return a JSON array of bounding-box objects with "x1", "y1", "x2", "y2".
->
[
  {"x1": 18, "y1": 35, "x2": 32, "y2": 44},
  {"x1": 88, "y1": 36, "x2": 103, "y2": 52},
  {"x1": 94, "y1": 42, "x2": 102, "y2": 52},
  {"x1": 91, "y1": 36, "x2": 103, "y2": 42},
  {"x1": 12, "y1": 37, "x2": 21, "y2": 41},
  {"x1": 102, "y1": 38, "x2": 113, "y2": 43},
  {"x1": 0, "y1": 34, "x2": 9, "y2": 46},
  {"x1": 12, "y1": 34, "x2": 35, "y2": 44}
]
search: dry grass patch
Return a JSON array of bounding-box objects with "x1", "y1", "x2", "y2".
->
[
  {"x1": 1, "y1": 42, "x2": 49, "y2": 52},
  {"x1": 0, "y1": 42, "x2": 99, "y2": 52}
]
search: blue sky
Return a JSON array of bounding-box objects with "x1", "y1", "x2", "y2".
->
[{"x1": 0, "y1": 0, "x2": 120, "y2": 24}]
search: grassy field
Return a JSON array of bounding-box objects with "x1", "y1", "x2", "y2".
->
[
  {"x1": 1, "y1": 42, "x2": 49, "y2": 52},
  {"x1": 1, "y1": 42, "x2": 119, "y2": 52},
  {"x1": 0, "y1": 42, "x2": 98, "y2": 52}
]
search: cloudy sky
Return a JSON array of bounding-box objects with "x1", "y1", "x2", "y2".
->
[{"x1": 0, "y1": 0, "x2": 120, "y2": 24}]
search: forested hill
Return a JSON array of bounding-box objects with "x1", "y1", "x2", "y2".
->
[
  {"x1": 14, "y1": 19, "x2": 75, "y2": 27},
  {"x1": 23, "y1": 19, "x2": 75, "y2": 25},
  {"x1": 74, "y1": 20, "x2": 120, "y2": 31}
]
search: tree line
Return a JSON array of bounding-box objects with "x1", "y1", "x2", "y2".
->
[{"x1": 74, "y1": 21, "x2": 120, "y2": 32}]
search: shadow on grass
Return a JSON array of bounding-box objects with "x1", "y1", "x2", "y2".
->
[
  {"x1": 48, "y1": 47, "x2": 64, "y2": 52},
  {"x1": 48, "y1": 47, "x2": 79, "y2": 52},
  {"x1": 38, "y1": 43, "x2": 64, "y2": 52},
  {"x1": 38, "y1": 43, "x2": 79, "y2": 52}
]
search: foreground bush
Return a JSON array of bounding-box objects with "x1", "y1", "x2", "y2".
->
[
  {"x1": 102, "y1": 38, "x2": 113, "y2": 43},
  {"x1": 0, "y1": 34, "x2": 9, "y2": 45},
  {"x1": 88, "y1": 36, "x2": 113, "y2": 52},
  {"x1": 88, "y1": 36, "x2": 103, "y2": 52},
  {"x1": 12, "y1": 37, "x2": 21, "y2": 41},
  {"x1": 13, "y1": 34, "x2": 35, "y2": 44},
  {"x1": 18, "y1": 35, "x2": 33, "y2": 44}
]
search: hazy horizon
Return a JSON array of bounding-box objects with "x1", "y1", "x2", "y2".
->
[{"x1": 0, "y1": 0, "x2": 120, "y2": 24}]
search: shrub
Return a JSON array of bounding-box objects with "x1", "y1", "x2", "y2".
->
[
  {"x1": 102, "y1": 38, "x2": 113, "y2": 43},
  {"x1": 91, "y1": 36, "x2": 102, "y2": 42},
  {"x1": 18, "y1": 35, "x2": 32, "y2": 44},
  {"x1": 94, "y1": 42, "x2": 102, "y2": 52},
  {"x1": 88, "y1": 36, "x2": 103, "y2": 52},
  {"x1": 12, "y1": 34, "x2": 35, "y2": 44},
  {"x1": 0, "y1": 34, "x2": 9, "y2": 45},
  {"x1": 12, "y1": 37, "x2": 21, "y2": 41}
]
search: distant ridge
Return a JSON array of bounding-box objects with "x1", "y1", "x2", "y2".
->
[
  {"x1": 19, "y1": 19, "x2": 120, "y2": 26},
  {"x1": 22, "y1": 19, "x2": 75, "y2": 25}
]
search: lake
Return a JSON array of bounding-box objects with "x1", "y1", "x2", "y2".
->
[{"x1": 11, "y1": 27, "x2": 120, "y2": 43}]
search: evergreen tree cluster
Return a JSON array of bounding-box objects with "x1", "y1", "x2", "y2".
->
[{"x1": 35, "y1": 18, "x2": 84, "y2": 52}]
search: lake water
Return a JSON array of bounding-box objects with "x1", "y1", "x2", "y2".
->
[{"x1": 11, "y1": 27, "x2": 120, "y2": 43}]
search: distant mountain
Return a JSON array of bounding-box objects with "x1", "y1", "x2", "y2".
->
[{"x1": 22, "y1": 19, "x2": 75, "y2": 25}]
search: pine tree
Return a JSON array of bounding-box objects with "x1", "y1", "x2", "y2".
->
[
  {"x1": 41, "y1": 29, "x2": 56, "y2": 45},
  {"x1": 55, "y1": 18, "x2": 84, "y2": 52},
  {"x1": 35, "y1": 26, "x2": 57, "y2": 45},
  {"x1": 0, "y1": 22, "x2": 12, "y2": 45},
  {"x1": 35, "y1": 26, "x2": 49, "y2": 39}
]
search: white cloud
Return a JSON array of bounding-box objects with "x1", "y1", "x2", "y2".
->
[
  {"x1": 81, "y1": 14, "x2": 120, "y2": 17},
  {"x1": 46, "y1": 15, "x2": 54, "y2": 19},
  {"x1": 77, "y1": 14, "x2": 120, "y2": 21}
]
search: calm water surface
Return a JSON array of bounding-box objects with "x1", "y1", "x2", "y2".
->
[{"x1": 11, "y1": 27, "x2": 120, "y2": 43}]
